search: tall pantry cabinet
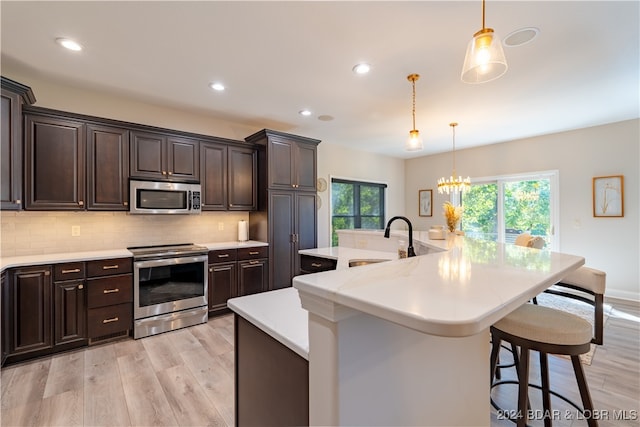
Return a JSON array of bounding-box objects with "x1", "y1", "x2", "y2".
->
[{"x1": 246, "y1": 129, "x2": 320, "y2": 290}]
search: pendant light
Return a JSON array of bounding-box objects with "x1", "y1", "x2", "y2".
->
[
  {"x1": 438, "y1": 122, "x2": 470, "y2": 194},
  {"x1": 461, "y1": 0, "x2": 508, "y2": 84},
  {"x1": 405, "y1": 74, "x2": 423, "y2": 151}
]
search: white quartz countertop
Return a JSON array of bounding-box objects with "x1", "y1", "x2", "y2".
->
[
  {"x1": 227, "y1": 287, "x2": 309, "y2": 360},
  {"x1": 294, "y1": 237, "x2": 585, "y2": 337},
  {"x1": 1, "y1": 240, "x2": 268, "y2": 272}
]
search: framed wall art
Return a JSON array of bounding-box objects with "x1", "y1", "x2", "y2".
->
[
  {"x1": 593, "y1": 175, "x2": 624, "y2": 217},
  {"x1": 419, "y1": 189, "x2": 433, "y2": 217}
]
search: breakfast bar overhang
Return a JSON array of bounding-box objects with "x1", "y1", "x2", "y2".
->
[{"x1": 292, "y1": 238, "x2": 584, "y2": 426}]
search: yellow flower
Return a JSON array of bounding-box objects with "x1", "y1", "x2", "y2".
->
[{"x1": 443, "y1": 201, "x2": 463, "y2": 232}]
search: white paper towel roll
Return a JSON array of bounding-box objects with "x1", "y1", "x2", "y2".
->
[{"x1": 238, "y1": 220, "x2": 249, "y2": 242}]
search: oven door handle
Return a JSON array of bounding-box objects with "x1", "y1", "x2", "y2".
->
[{"x1": 134, "y1": 254, "x2": 208, "y2": 268}]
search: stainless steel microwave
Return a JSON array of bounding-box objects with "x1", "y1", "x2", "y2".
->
[{"x1": 129, "y1": 180, "x2": 201, "y2": 214}]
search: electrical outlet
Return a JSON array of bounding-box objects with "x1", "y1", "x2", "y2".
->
[
  {"x1": 218, "y1": 222, "x2": 224, "y2": 231},
  {"x1": 71, "y1": 225, "x2": 80, "y2": 237}
]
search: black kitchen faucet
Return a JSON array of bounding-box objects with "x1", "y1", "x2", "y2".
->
[{"x1": 383, "y1": 216, "x2": 416, "y2": 257}]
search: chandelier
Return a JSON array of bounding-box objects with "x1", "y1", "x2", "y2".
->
[
  {"x1": 461, "y1": 0, "x2": 508, "y2": 84},
  {"x1": 405, "y1": 74, "x2": 423, "y2": 151},
  {"x1": 437, "y1": 122, "x2": 470, "y2": 194}
]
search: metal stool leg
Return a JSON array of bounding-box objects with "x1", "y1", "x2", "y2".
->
[
  {"x1": 517, "y1": 347, "x2": 530, "y2": 427},
  {"x1": 539, "y1": 352, "x2": 552, "y2": 427},
  {"x1": 571, "y1": 355, "x2": 598, "y2": 427}
]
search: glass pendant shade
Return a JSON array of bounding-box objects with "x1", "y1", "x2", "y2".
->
[
  {"x1": 406, "y1": 129, "x2": 423, "y2": 151},
  {"x1": 461, "y1": 28, "x2": 507, "y2": 83}
]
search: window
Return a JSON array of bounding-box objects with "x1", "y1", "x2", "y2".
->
[
  {"x1": 331, "y1": 178, "x2": 386, "y2": 246},
  {"x1": 460, "y1": 171, "x2": 559, "y2": 250}
]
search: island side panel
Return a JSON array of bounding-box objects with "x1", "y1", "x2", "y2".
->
[
  {"x1": 308, "y1": 311, "x2": 490, "y2": 426},
  {"x1": 234, "y1": 314, "x2": 309, "y2": 426}
]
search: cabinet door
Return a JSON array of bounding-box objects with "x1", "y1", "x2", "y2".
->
[
  {"x1": 268, "y1": 138, "x2": 294, "y2": 189},
  {"x1": 167, "y1": 137, "x2": 199, "y2": 181},
  {"x1": 25, "y1": 115, "x2": 86, "y2": 210},
  {"x1": 1, "y1": 89, "x2": 23, "y2": 210},
  {"x1": 54, "y1": 279, "x2": 87, "y2": 346},
  {"x1": 269, "y1": 191, "x2": 295, "y2": 290},
  {"x1": 130, "y1": 131, "x2": 166, "y2": 180},
  {"x1": 200, "y1": 142, "x2": 227, "y2": 210},
  {"x1": 295, "y1": 142, "x2": 317, "y2": 192},
  {"x1": 228, "y1": 146, "x2": 257, "y2": 211},
  {"x1": 86, "y1": 124, "x2": 130, "y2": 210},
  {"x1": 208, "y1": 262, "x2": 237, "y2": 314},
  {"x1": 1, "y1": 272, "x2": 8, "y2": 365},
  {"x1": 295, "y1": 192, "x2": 318, "y2": 275},
  {"x1": 238, "y1": 259, "x2": 268, "y2": 296},
  {"x1": 8, "y1": 266, "x2": 53, "y2": 355}
]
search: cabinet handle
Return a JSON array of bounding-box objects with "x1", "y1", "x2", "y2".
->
[
  {"x1": 78, "y1": 201, "x2": 84, "y2": 206},
  {"x1": 78, "y1": 284, "x2": 84, "y2": 290},
  {"x1": 168, "y1": 171, "x2": 173, "y2": 175},
  {"x1": 102, "y1": 317, "x2": 119, "y2": 324},
  {"x1": 217, "y1": 254, "x2": 229, "y2": 258},
  {"x1": 61, "y1": 268, "x2": 81, "y2": 274},
  {"x1": 311, "y1": 263, "x2": 323, "y2": 268},
  {"x1": 249, "y1": 260, "x2": 260, "y2": 265},
  {"x1": 103, "y1": 288, "x2": 120, "y2": 294},
  {"x1": 162, "y1": 171, "x2": 167, "y2": 175},
  {"x1": 209, "y1": 267, "x2": 213, "y2": 272},
  {"x1": 102, "y1": 265, "x2": 119, "y2": 270},
  {"x1": 123, "y1": 202, "x2": 128, "y2": 206},
  {"x1": 15, "y1": 199, "x2": 21, "y2": 204},
  {"x1": 249, "y1": 251, "x2": 259, "y2": 255},
  {"x1": 229, "y1": 204, "x2": 233, "y2": 207},
  {"x1": 44, "y1": 271, "x2": 51, "y2": 276}
]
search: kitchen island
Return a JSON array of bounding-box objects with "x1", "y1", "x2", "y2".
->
[{"x1": 228, "y1": 236, "x2": 585, "y2": 426}]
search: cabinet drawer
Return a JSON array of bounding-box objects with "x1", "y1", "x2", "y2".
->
[
  {"x1": 87, "y1": 258, "x2": 132, "y2": 277},
  {"x1": 87, "y1": 303, "x2": 132, "y2": 338},
  {"x1": 54, "y1": 262, "x2": 86, "y2": 281},
  {"x1": 300, "y1": 255, "x2": 337, "y2": 273},
  {"x1": 87, "y1": 275, "x2": 132, "y2": 308},
  {"x1": 209, "y1": 249, "x2": 237, "y2": 263},
  {"x1": 238, "y1": 246, "x2": 268, "y2": 260}
]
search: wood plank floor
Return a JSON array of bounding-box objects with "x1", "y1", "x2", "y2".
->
[{"x1": 1, "y1": 299, "x2": 638, "y2": 426}]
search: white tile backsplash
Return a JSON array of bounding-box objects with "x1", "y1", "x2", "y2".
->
[{"x1": 0, "y1": 210, "x2": 250, "y2": 257}]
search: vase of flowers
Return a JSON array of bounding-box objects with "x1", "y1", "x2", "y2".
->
[{"x1": 443, "y1": 201, "x2": 463, "y2": 233}]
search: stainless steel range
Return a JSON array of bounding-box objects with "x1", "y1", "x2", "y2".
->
[{"x1": 128, "y1": 243, "x2": 208, "y2": 339}]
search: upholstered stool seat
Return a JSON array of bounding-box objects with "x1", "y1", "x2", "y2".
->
[{"x1": 490, "y1": 303, "x2": 599, "y2": 427}]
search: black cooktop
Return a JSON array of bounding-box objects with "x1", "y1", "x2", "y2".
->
[{"x1": 127, "y1": 243, "x2": 208, "y2": 259}]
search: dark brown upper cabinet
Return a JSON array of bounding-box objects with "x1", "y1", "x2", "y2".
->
[
  {"x1": 228, "y1": 145, "x2": 257, "y2": 211},
  {"x1": 247, "y1": 130, "x2": 317, "y2": 192},
  {"x1": 24, "y1": 114, "x2": 86, "y2": 210},
  {"x1": 201, "y1": 142, "x2": 256, "y2": 211},
  {"x1": 130, "y1": 131, "x2": 199, "y2": 182},
  {"x1": 1, "y1": 77, "x2": 35, "y2": 210},
  {"x1": 86, "y1": 124, "x2": 130, "y2": 210}
]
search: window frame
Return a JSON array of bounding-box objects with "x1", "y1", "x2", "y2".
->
[
  {"x1": 456, "y1": 170, "x2": 560, "y2": 250},
  {"x1": 330, "y1": 177, "x2": 387, "y2": 246}
]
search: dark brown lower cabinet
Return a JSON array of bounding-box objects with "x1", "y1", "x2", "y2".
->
[
  {"x1": 208, "y1": 261, "x2": 237, "y2": 316},
  {"x1": 208, "y1": 246, "x2": 269, "y2": 317},
  {"x1": 4, "y1": 266, "x2": 53, "y2": 363},
  {"x1": 54, "y1": 279, "x2": 87, "y2": 346},
  {"x1": 235, "y1": 314, "x2": 309, "y2": 426},
  {"x1": 238, "y1": 259, "x2": 268, "y2": 296}
]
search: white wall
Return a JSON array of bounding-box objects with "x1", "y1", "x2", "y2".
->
[
  {"x1": 315, "y1": 142, "x2": 405, "y2": 248},
  {"x1": 405, "y1": 120, "x2": 639, "y2": 301}
]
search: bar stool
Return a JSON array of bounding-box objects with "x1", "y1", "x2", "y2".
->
[{"x1": 490, "y1": 266, "x2": 606, "y2": 427}]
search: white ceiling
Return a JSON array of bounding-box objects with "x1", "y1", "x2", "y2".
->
[{"x1": 2, "y1": 1, "x2": 638, "y2": 159}]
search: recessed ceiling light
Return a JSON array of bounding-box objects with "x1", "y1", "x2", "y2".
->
[
  {"x1": 299, "y1": 109, "x2": 312, "y2": 117},
  {"x1": 352, "y1": 63, "x2": 371, "y2": 75},
  {"x1": 209, "y1": 82, "x2": 225, "y2": 91},
  {"x1": 56, "y1": 37, "x2": 83, "y2": 51},
  {"x1": 503, "y1": 27, "x2": 540, "y2": 47}
]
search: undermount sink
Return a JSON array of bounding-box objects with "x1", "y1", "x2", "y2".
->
[{"x1": 348, "y1": 258, "x2": 391, "y2": 268}]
